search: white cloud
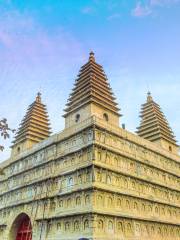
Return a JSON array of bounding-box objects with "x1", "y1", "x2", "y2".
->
[
  {"x1": 107, "y1": 13, "x2": 121, "y2": 20},
  {"x1": 81, "y1": 6, "x2": 94, "y2": 14}
]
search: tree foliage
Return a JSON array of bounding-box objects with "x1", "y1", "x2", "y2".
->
[{"x1": 0, "y1": 118, "x2": 15, "y2": 151}]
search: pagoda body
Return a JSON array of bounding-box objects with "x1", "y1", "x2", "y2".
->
[{"x1": 0, "y1": 54, "x2": 179, "y2": 240}]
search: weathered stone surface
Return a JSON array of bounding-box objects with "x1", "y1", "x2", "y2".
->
[{"x1": 0, "y1": 53, "x2": 179, "y2": 240}]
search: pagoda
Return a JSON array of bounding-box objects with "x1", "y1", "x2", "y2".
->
[
  {"x1": 0, "y1": 53, "x2": 179, "y2": 240},
  {"x1": 137, "y1": 92, "x2": 178, "y2": 154},
  {"x1": 11, "y1": 92, "x2": 51, "y2": 156},
  {"x1": 64, "y1": 51, "x2": 121, "y2": 128}
]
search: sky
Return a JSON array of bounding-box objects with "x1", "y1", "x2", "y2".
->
[{"x1": 0, "y1": 0, "x2": 180, "y2": 162}]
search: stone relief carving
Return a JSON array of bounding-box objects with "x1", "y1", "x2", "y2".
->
[
  {"x1": 95, "y1": 215, "x2": 180, "y2": 239},
  {"x1": 94, "y1": 129, "x2": 180, "y2": 177},
  {"x1": 94, "y1": 190, "x2": 180, "y2": 223},
  {"x1": 93, "y1": 167, "x2": 180, "y2": 206},
  {"x1": 94, "y1": 145, "x2": 180, "y2": 191}
]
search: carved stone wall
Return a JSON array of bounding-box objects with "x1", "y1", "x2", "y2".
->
[
  {"x1": 0, "y1": 117, "x2": 179, "y2": 240},
  {"x1": 93, "y1": 166, "x2": 180, "y2": 206},
  {"x1": 94, "y1": 214, "x2": 180, "y2": 240},
  {"x1": 93, "y1": 190, "x2": 180, "y2": 224},
  {"x1": 94, "y1": 145, "x2": 179, "y2": 191}
]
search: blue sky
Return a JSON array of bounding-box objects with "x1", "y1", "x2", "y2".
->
[{"x1": 0, "y1": 0, "x2": 180, "y2": 161}]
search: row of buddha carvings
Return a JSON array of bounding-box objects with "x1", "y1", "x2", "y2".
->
[{"x1": 10, "y1": 51, "x2": 179, "y2": 158}]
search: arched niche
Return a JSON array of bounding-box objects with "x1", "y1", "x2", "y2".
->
[{"x1": 9, "y1": 213, "x2": 32, "y2": 240}]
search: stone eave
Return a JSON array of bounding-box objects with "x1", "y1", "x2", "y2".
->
[
  {"x1": 69, "y1": 81, "x2": 115, "y2": 103},
  {"x1": 66, "y1": 90, "x2": 118, "y2": 111},
  {"x1": 67, "y1": 87, "x2": 116, "y2": 107},
  {"x1": 64, "y1": 99, "x2": 121, "y2": 118}
]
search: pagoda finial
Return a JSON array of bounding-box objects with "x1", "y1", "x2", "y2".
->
[
  {"x1": 89, "y1": 51, "x2": 95, "y2": 62},
  {"x1": 36, "y1": 92, "x2": 42, "y2": 103},
  {"x1": 147, "y1": 91, "x2": 153, "y2": 102}
]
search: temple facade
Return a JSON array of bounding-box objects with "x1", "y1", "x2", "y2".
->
[{"x1": 0, "y1": 52, "x2": 179, "y2": 240}]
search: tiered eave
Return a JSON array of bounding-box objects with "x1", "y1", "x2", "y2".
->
[
  {"x1": 64, "y1": 52, "x2": 121, "y2": 117},
  {"x1": 136, "y1": 92, "x2": 177, "y2": 146}
]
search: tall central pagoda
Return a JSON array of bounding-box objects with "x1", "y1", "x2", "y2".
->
[{"x1": 64, "y1": 51, "x2": 121, "y2": 128}]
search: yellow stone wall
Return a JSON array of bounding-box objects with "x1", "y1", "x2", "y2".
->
[
  {"x1": 0, "y1": 116, "x2": 179, "y2": 240},
  {"x1": 155, "y1": 138, "x2": 179, "y2": 155},
  {"x1": 11, "y1": 139, "x2": 37, "y2": 158},
  {"x1": 65, "y1": 102, "x2": 119, "y2": 128}
]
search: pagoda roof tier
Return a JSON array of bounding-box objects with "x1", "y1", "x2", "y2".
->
[
  {"x1": 64, "y1": 98, "x2": 121, "y2": 117},
  {"x1": 66, "y1": 88, "x2": 119, "y2": 108},
  {"x1": 137, "y1": 116, "x2": 175, "y2": 134},
  {"x1": 12, "y1": 92, "x2": 51, "y2": 146},
  {"x1": 64, "y1": 52, "x2": 120, "y2": 117},
  {"x1": 70, "y1": 78, "x2": 115, "y2": 98},
  {"x1": 136, "y1": 92, "x2": 177, "y2": 146}
]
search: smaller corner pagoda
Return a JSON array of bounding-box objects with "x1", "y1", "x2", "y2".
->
[
  {"x1": 11, "y1": 92, "x2": 51, "y2": 157},
  {"x1": 136, "y1": 92, "x2": 179, "y2": 154}
]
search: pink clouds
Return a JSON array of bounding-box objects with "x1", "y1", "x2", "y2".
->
[
  {"x1": 131, "y1": 2, "x2": 152, "y2": 17},
  {"x1": 0, "y1": 8, "x2": 85, "y2": 162},
  {"x1": 0, "y1": 9, "x2": 84, "y2": 68},
  {"x1": 132, "y1": 0, "x2": 180, "y2": 17},
  {"x1": 0, "y1": 31, "x2": 12, "y2": 47}
]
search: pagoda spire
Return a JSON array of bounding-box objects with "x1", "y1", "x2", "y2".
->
[
  {"x1": 63, "y1": 52, "x2": 121, "y2": 128},
  {"x1": 147, "y1": 91, "x2": 153, "y2": 102},
  {"x1": 36, "y1": 92, "x2": 42, "y2": 103},
  {"x1": 11, "y1": 92, "x2": 51, "y2": 156},
  {"x1": 136, "y1": 92, "x2": 178, "y2": 154},
  {"x1": 89, "y1": 51, "x2": 95, "y2": 62}
]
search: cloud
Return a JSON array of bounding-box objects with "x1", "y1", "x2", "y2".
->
[
  {"x1": 131, "y1": 2, "x2": 152, "y2": 17},
  {"x1": 107, "y1": 13, "x2": 121, "y2": 20},
  {"x1": 0, "y1": 7, "x2": 85, "y2": 162},
  {"x1": 150, "y1": 0, "x2": 180, "y2": 6},
  {"x1": 0, "y1": 9, "x2": 84, "y2": 66},
  {"x1": 132, "y1": 0, "x2": 180, "y2": 18},
  {"x1": 0, "y1": 31, "x2": 12, "y2": 47},
  {"x1": 81, "y1": 6, "x2": 94, "y2": 14}
]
